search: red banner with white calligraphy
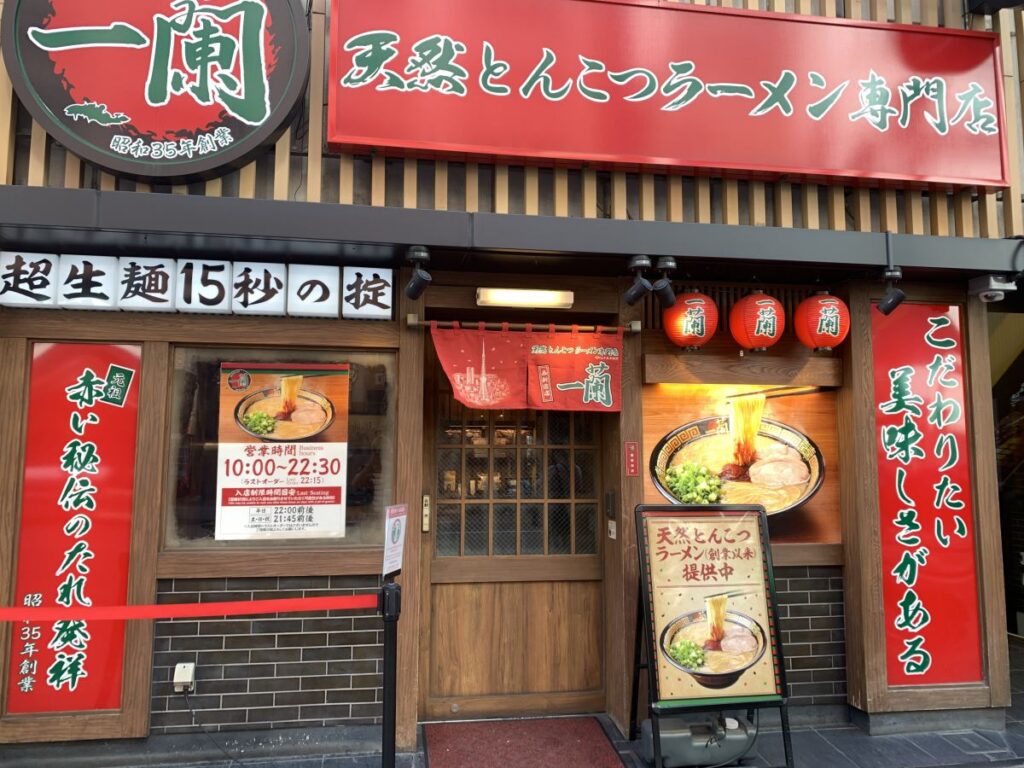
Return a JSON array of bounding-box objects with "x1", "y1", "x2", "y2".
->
[
  {"x1": 431, "y1": 323, "x2": 622, "y2": 412},
  {"x1": 328, "y1": 0, "x2": 1007, "y2": 188},
  {"x1": 872, "y1": 304, "x2": 982, "y2": 686},
  {"x1": 5, "y1": 343, "x2": 141, "y2": 713}
]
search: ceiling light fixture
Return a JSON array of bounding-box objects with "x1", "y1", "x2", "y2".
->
[{"x1": 476, "y1": 287, "x2": 575, "y2": 309}]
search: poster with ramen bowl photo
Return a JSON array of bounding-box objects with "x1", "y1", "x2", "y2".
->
[
  {"x1": 636, "y1": 506, "x2": 784, "y2": 705},
  {"x1": 643, "y1": 383, "x2": 840, "y2": 545},
  {"x1": 215, "y1": 363, "x2": 350, "y2": 540}
]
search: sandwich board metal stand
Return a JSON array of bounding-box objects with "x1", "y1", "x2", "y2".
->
[{"x1": 631, "y1": 504, "x2": 794, "y2": 768}]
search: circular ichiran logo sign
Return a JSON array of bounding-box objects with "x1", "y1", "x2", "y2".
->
[{"x1": 1, "y1": 0, "x2": 310, "y2": 180}]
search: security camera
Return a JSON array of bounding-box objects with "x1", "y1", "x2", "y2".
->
[{"x1": 968, "y1": 274, "x2": 1018, "y2": 303}]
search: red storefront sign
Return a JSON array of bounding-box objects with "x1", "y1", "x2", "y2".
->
[
  {"x1": 328, "y1": 0, "x2": 1007, "y2": 188},
  {"x1": 872, "y1": 305, "x2": 981, "y2": 686},
  {"x1": 5, "y1": 343, "x2": 141, "y2": 713},
  {"x1": 431, "y1": 324, "x2": 622, "y2": 411}
]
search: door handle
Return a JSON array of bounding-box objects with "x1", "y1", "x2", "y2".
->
[{"x1": 421, "y1": 493, "x2": 431, "y2": 533}]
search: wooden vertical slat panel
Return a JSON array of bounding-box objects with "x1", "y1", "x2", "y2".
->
[
  {"x1": 64, "y1": 154, "x2": 81, "y2": 190},
  {"x1": 371, "y1": 154, "x2": 386, "y2": 207},
  {"x1": 27, "y1": 123, "x2": 48, "y2": 187},
  {"x1": 465, "y1": 163, "x2": 479, "y2": 212},
  {"x1": 846, "y1": 1, "x2": 871, "y2": 229},
  {"x1": 880, "y1": 189, "x2": 899, "y2": 233},
  {"x1": 695, "y1": 178, "x2": 712, "y2": 223},
  {"x1": 894, "y1": 0, "x2": 913, "y2": 23},
  {"x1": 273, "y1": 129, "x2": 291, "y2": 201},
  {"x1": 774, "y1": 182, "x2": 793, "y2": 228},
  {"x1": 668, "y1": 177, "x2": 684, "y2": 223},
  {"x1": 100, "y1": 172, "x2": 117, "y2": 192},
  {"x1": 921, "y1": 2, "x2": 939, "y2": 25},
  {"x1": 611, "y1": 172, "x2": 627, "y2": 220},
  {"x1": 972, "y1": 12, "x2": 1000, "y2": 237},
  {"x1": 583, "y1": 169, "x2": 597, "y2": 218},
  {"x1": 339, "y1": 155, "x2": 354, "y2": 204},
  {"x1": 0, "y1": 0, "x2": 16, "y2": 188},
  {"x1": 904, "y1": 191, "x2": 925, "y2": 235},
  {"x1": 435, "y1": 160, "x2": 449, "y2": 211},
  {"x1": 171, "y1": 183, "x2": 187, "y2": 195},
  {"x1": 954, "y1": 190, "x2": 975, "y2": 237},
  {"x1": 827, "y1": 188, "x2": 846, "y2": 231},
  {"x1": 525, "y1": 166, "x2": 539, "y2": 215},
  {"x1": 495, "y1": 165, "x2": 510, "y2": 214},
  {"x1": 743, "y1": 0, "x2": 765, "y2": 227},
  {"x1": 135, "y1": 181, "x2": 150, "y2": 194},
  {"x1": 942, "y1": 0, "x2": 963, "y2": 28},
  {"x1": 802, "y1": 185, "x2": 820, "y2": 230},
  {"x1": 403, "y1": 159, "x2": 418, "y2": 209},
  {"x1": 239, "y1": 162, "x2": 257, "y2": 199},
  {"x1": 205, "y1": 177, "x2": 222, "y2": 197},
  {"x1": 870, "y1": 0, "x2": 887, "y2": 22},
  {"x1": 306, "y1": 2, "x2": 326, "y2": 204},
  {"x1": 820, "y1": 0, "x2": 846, "y2": 232},
  {"x1": 930, "y1": 193, "x2": 951, "y2": 236},
  {"x1": 554, "y1": 168, "x2": 569, "y2": 217},
  {"x1": 723, "y1": 179, "x2": 740, "y2": 225},
  {"x1": 639, "y1": 175, "x2": 656, "y2": 222}
]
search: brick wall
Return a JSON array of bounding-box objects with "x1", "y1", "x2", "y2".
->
[
  {"x1": 150, "y1": 576, "x2": 383, "y2": 734},
  {"x1": 773, "y1": 565, "x2": 847, "y2": 709}
]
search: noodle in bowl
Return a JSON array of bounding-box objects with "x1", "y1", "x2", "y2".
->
[{"x1": 650, "y1": 416, "x2": 824, "y2": 515}]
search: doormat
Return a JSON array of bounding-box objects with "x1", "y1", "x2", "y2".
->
[{"x1": 424, "y1": 716, "x2": 624, "y2": 768}]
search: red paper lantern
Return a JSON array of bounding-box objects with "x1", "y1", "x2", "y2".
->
[
  {"x1": 663, "y1": 292, "x2": 719, "y2": 349},
  {"x1": 729, "y1": 291, "x2": 785, "y2": 351},
  {"x1": 794, "y1": 292, "x2": 850, "y2": 351}
]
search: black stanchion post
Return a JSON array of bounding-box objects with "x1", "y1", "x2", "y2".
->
[{"x1": 380, "y1": 581, "x2": 402, "y2": 768}]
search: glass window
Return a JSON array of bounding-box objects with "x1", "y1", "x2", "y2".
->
[{"x1": 165, "y1": 347, "x2": 396, "y2": 548}]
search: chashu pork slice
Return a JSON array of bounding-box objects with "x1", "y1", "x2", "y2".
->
[{"x1": 748, "y1": 458, "x2": 809, "y2": 488}]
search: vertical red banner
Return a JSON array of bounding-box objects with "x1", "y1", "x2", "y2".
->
[
  {"x1": 872, "y1": 305, "x2": 982, "y2": 685},
  {"x1": 5, "y1": 343, "x2": 141, "y2": 714}
]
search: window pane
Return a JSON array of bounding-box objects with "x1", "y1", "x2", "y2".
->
[
  {"x1": 521, "y1": 503, "x2": 544, "y2": 554},
  {"x1": 437, "y1": 504, "x2": 461, "y2": 557},
  {"x1": 520, "y1": 448, "x2": 544, "y2": 499},
  {"x1": 519, "y1": 411, "x2": 542, "y2": 446},
  {"x1": 548, "y1": 449, "x2": 572, "y2": 499},
  {"x1": 464, "y1": 409, "x2": 489, "y2": 446},
  {"x1": 548, "y1": 412, "x2": 570, "y2": 445},
  {"x1": 575, "y1": 503, "x2": 598, "y2": 555},
  {"x1": 575, "y1": 450, "x2": 598, "y2": 498},
  {"x1": 493, "y1": 504, "x2": 517, "y2": 555},
  {"x1": 493, "y1": 449, "x2": 517, "y2": 499},
  {"x1": 548, "y1": 503, "x2": 571, "y2": 555},
  {"x1": 466, "y1": 448, "x2": 489, "y2": 499},
  {"x1": 465, "y1": 504, "x2": 489, "y2": 556},
  {"x1": 494, "y1": 409, "x2": 516, "y2": 447},
  {"x1": 574, "y1": 412, "x2": 597, "y2": 445},
  {"x1": 437, "y1": 449, "x2": 462, "y2": 499},
  {"x1": 165, "y1": 348, "x2": 395, "y2": 548}
]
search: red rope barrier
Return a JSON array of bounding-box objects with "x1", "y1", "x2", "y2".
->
[{"x1": 0, "y1": 593, "x2": 380, "y2": 622}]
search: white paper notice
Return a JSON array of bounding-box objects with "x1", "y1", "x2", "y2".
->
[{"x1": 383, "y1": 504, "x2": 408, "y2": 577}]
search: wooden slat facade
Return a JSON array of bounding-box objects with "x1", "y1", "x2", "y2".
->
[{"x1": 0, "y1": 0, "x2": 1020, "y2": 237}]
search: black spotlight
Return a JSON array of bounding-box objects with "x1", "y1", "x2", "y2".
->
[
  {"x1": 875, "y1": 233, "x2": 904, "y2": 316},
  {"x1": 623, "y1": 255, "x2": 653, "y2": 306},
  {"x1": 404, "y1": 245, "x2": 431, "y2": 300},
  {"x1": 654, "y1": 257, "x2": 677, "y2": 308}
]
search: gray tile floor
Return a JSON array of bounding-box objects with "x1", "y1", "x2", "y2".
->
[{"x1": 611, "y1": 637, "x2": 1024, "y2": 768}]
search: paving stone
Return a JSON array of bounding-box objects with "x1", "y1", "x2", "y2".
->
[
  {"x1": 816, "y1": 727, "x2": 936, "y2": 768},
  {"x1": 754, "y1": 728, "x2": 859, "y2": 768},
  {"x1": 940, "y1": 731, "x2": 1009, "y2": 755}
]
